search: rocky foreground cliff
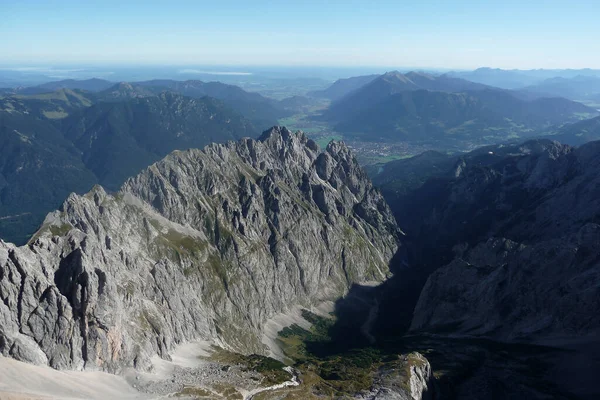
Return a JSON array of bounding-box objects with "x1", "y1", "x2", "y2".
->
[
  {"x1": 0, "y1": 127, "x2": 400, "y2": 373},
  {"x1": 401, "y1": 139, "x2": 600, "y2": 341}
]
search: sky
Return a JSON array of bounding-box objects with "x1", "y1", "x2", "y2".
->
[{"x1": 1, "y1": 0, "x2": 599, "y2": 69}]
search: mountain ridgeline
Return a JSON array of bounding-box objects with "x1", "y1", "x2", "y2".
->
[
  {"x1": 446, "y1": 67, "x2": 600, "y2": 90},
  {"x1": 2, "y1": 78, "x2": 292, "y2": 129},
  {"x1": 325, "y1": 70, "x2": 491, "y2": 119},
  {"x1": 517, "y1": 75, "x2": 600, "y2": 101},
  {"x1": 318, "y1": 70, "x2": 598, "y2": 147},
  {"x1": 132, "y1": 79, "x2": 291, "y2": 128},
  {"x1": 0, "y1": 127, "x2": 399, "y2": 372}
]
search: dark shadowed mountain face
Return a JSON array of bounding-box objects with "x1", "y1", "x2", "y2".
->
[
  {"x1": 403, "y1": 140, "x2": 600, "y2": 340},
  {"x1": 332, "y1": 88, "x2": 597, "y2": 144},
  {"x1": 392, "y1": 140, "x2": 579, "y2": 244},
  {"x1": 0, "y1": 92, "x2": 257, "y2": 245},
  {"x1": 0, "y1": 88, "x2": 100, "y2": 244},
  {"x1": 0, "y1": 111, "x2": 97, "y2": 244},
  {"x1": 307, "y1": 74, "x2": 379, "y2": 100},
  {"x1": 371, "y1": 150, "x2": 454, "y2": 195},
  {"x1": 371, "y1": 140, "x2": 600, "y2": 340},
  {"x1": 372, "y1": 140, "x2": 564, "y2": 231},
  {"x1": 347, "y1": 139, "x2": 600, "y2": 398}
]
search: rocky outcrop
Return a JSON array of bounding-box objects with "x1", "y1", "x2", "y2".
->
[
  {"x1": 411, "y1": 229, "x2": 600, "y2": 339},
  {"x1": 407, "y1": 140, "x2": 600, "y2": 341},
  {"x1": 357, "y1": 352, "x2": 434, "y2": 400},
  {"x1": 0, "y1": 127, "x2": 400, "y2": 372}
]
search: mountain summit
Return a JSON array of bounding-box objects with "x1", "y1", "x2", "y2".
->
[{"x1": 0, "y1": 127, "x2": 399, "y2": 372}]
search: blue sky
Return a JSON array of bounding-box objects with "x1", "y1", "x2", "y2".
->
[{"x1": 1, "y1": 0, "x2": 599, "y2": 69}]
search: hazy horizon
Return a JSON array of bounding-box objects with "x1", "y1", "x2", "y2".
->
[{"x1": 2, "y1": 0, "x2": 599, "y2": 69}]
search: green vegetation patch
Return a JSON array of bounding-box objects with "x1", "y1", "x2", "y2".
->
[
  {"x1": 175, "y1": 386, "x2": 213, "y2": 398},
  {"x1": 275, "y1": 310, "x2": 387, "y2": 394},
  {"x1": 48, "y1": 223, "x2": 73, "y2": 237},
  {"x1": 210, "y1": 383, "x2": 243, "y2": 399},
  {"x1": 42, "y1": 110, "x2": 69, "y2": 119},
  {"x1": 151, "y1": 222, "x2": 211, "y2": 264},
  {"x1": 278, "y1": 309, "x2": 334, "y2": 361},
  {"x1": 28, "y1": 221, "x2": 73, "y2": 244},
  {"x1": 208, "y1": 347, "x2": 290, "y2": 386}
]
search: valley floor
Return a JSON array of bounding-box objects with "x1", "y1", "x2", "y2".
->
[{"x1": 3, "y1": 325, "x2": 598, "y2": 399}]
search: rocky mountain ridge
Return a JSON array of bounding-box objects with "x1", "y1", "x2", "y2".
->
[
  {"x1": 374, "y1": 139, "x2": 600, "y2": 343},
  {"x1": 0, "y1": 127, "x2": 400, "y2": 373}
]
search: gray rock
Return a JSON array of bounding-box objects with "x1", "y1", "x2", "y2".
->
[
  {"x1": 411, "y1": 227, "x2": 600, "y2": 340},
  {"x1": 357, "y1": 352, "x2": 434, "y2": 400},
  {"x1": 0, "y1": 127, "x2": 400, "y2": 372},
  {"x1": 384, "y1": 139, "x2": 600, "y2": 343}
]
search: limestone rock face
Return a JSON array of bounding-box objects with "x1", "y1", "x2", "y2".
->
[
  {"x1": 357, "y1": 352, "x2": 434, "y2": 400},
  {"x1": 0, "y1": 127, "x2": 400, "y2": 372}
]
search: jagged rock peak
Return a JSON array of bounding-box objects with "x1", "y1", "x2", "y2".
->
[{"x1": 0, "y1": 126, "x2": 400, "y2": 373}]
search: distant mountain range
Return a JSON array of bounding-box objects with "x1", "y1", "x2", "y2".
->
[
  {"x1": 447, "y1": 67, "x2": 600, "y2": 89},
  {"x1": 1, "y1": 78, "x2": 292, "y2": 130},
  {"x1": 543, "y1": 115, "x2": 600, "y2": 145},
  {"x1": 320, "y1": 71, "x2": 598, "y2": 145},
  {"x1": 307, "y1": 74, "x2": 379, "y2": 100},
  {"x1": 35, "y1": 78, "x2": 115, "y2": 93},
  {"x1": 517, "y1": 75, "x2": 600, "y2": 101},
  {"x1": 62, "y1": 92, "x2": 257, "y2": 190},
  {"x1": 325, "y1": 71, "x2": 490, "y2": 120},
  {"x1": 0, "y1": 78, "x2": 114, "y2": 96},
  {"x1": 0, "y1": 88, "x2": 94, "y2": 120},
  {"x1": 0, "y1": 87, "x2": 258, "y2": 244},
  {"x1": 3, "y1": 72, "x2": 600, "y2": 244}
]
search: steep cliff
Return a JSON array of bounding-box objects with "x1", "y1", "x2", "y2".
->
[
  {"x1": 407, "y1": 140, "x2": 600, "y2": 341},
  {"x1": 0, "y1": 127, "x2": 400, "y2": 372},
  {"x1": 411, "y1": 231, "x2": 600, "y2": 340}
]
